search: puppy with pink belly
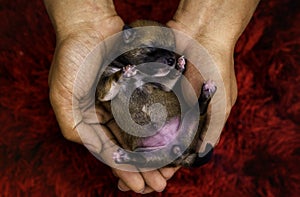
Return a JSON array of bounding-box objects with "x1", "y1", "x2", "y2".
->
[{"x1": 95, "y1": 20, "x2": 216, "y2": 168}]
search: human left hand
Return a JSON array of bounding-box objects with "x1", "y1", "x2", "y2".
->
[{"x1": 44, "y1": 0, "x2": 180, "y2": 193}]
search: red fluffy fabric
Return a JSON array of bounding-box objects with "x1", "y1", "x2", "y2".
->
[{"x1": 0, "y1": 0, "x2": 299, "y2": 196}]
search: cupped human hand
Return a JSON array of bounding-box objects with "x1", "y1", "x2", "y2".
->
[
  {"x1": 45, "y1": 1, "x2": 123, "y2": 145},
  {"x1": 44, "y1": 0, "x2": 181, "y2": 193},
  {"x1": 167, "y1": 0, "x2": 259, "y2": 148}
]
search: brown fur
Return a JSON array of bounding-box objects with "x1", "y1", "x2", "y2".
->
[{"x1": 95, "y1": 20, "x2": 215, "y2": 167}]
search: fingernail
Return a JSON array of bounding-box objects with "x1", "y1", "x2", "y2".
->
[
  {"x1": 118, "y1": 185, "x2": 126, "y2": 192},
  {"x1": 138, "y1": 188, "x2": 145, "y2": 193}
]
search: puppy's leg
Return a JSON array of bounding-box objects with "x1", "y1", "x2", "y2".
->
[
  {"x1": 113, "y1": 148, "x2": 147, "y2": 165},
  {"x1": 113, "y1": 147, "x2": 175, "y2": 168},
  {"x1": 177, "y1": 80, "x2": 217, "y2": 167},
  {"x1": 181, "y1": 143, "x2": 214, "y2": 167},
  {"x1": 96, "y1": 65, "x2": 137, "y2": 101},
  {"x1": 96, "y1": 70, "x2": 123, "y2": 101},
  {"x1": 199, "y1": 80, "x2": 217, "y2": 115}
]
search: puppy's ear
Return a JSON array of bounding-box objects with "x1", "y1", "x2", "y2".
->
[{"x1": 122, "y1": 25, "x2": 136, "y2": 44}]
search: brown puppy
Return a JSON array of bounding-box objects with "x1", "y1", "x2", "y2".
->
[{"x1": 95, "y1": 20, "x2": 216, "y2": 168}]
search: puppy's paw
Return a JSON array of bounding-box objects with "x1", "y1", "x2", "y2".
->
[
  {"x1": 202, "y1": 80, "x2": 217, "y2": 99},
  {"x1": 171, "y1": 145, "x2": 183, "y2": 157},
  {"x1": 113, "y1": 148, "x2": 131, "y2": 164},
  {"x1": 176, "y1": 56, "x2": 186, "y2": 72},
  {"x1": 122, "y1": 65, "x2": 137, "y2": 78},
  {"x1": 191, "y1": 143, "x2": 214, "y2": 167}
]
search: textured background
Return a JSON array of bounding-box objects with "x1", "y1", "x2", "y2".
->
[{"x1": 0, "y1": 0, "x2": 299, "y2": 196}]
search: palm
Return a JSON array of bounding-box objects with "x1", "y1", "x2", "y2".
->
[
  {"x1": 48, "y1": 15, "x2": 178, "y2": 192},
  {"x1": 49, "y1": 16, "x2": 124, "y2": 142}
]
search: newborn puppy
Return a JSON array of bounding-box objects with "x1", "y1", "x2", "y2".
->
[{"x1": 95, "y1": 20, "x2": 216, "y2": 168}]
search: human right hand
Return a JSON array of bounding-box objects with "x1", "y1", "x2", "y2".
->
[{"x1": 167, "y1": 0, "x2": 260, "y2": 147}]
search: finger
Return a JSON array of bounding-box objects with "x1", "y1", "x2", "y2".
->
[
  {"x1": 140, "y1": 186, "x2": 155, "y2": 194},
  {"x1": 117, "y1": 175, "x2": 155, "y2": 194},
  {"x1": 76, "y1": 122, "x2": 102, "y2": 153},
  {"x1": 117, "y1": 179, "x2": 130, "y2": 192},
  {"x1": 106, "y1": 119, "x2": 131, "y2": 149},
  {"x1": 95, "y1": 103, "x2": 113, "y2": 124},
  {"x1": 113, "y1": 169, "x2": 145, "y2": 193},
  {"x1": 75, "y1": 110, "x2": 117, "y2": 155},
  {"x1": 159, "y1": 166, "x2": 181, "y2": 180},
  {"x1": 90, "y1": 124, "x2": 136, "y2": 170},
  {"x1": 141, "y1": 170, "x2": 167, "y2": 192},
  {"x1": 118, "y1": 181, "x2": 154, "y2": 194}
]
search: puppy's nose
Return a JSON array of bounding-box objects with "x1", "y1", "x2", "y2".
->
[
  {"x1": 166, "y1": 58, "x2": 175, "y2": 66},
  {"x1": 159, "y1": 57, "x2": 175, "y2": 66}
]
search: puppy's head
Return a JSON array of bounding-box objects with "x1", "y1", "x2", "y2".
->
[{"x1": 120, "y1": 20, "x2": 177, "y2": 71}]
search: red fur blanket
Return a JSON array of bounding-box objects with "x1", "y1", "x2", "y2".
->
[{"x1": 0, "y1": 0, "x2": 299, "y2": 196}]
